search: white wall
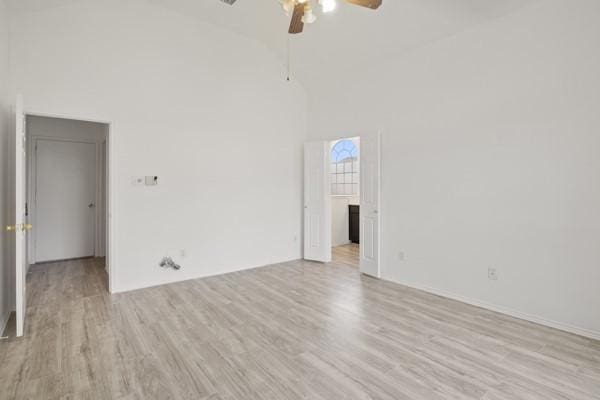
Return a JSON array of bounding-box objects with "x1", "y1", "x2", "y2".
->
[
  {"x1": 7, "y1": 0, "x2": 307, "y2": 292},
  {"x1": 26, "y1": 115, "x2": 108, "y2": 263},
  {"x1": 0, "y1": 0, "x2": 12, "y2": 334},
  {"x1": 309, "y1": 0, "x2": 600, "y2": 338}
]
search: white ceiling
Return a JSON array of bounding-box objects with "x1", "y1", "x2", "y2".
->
[
  {"x1": 8, "y1": 0, "x2": 540, "y2": 86},
  {"x1": 148, "y1": 0, "x2": 540, "y2": 85}
]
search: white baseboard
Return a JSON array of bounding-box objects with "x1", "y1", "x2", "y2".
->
[
  {"x1": 390, "y1": 278, "x2": 600, "y2": 342},
  {"x1": 110, "y1": 256, "x2": 301, "y2": 294}
]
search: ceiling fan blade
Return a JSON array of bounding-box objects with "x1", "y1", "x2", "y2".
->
[
  {"x1": 344, "y1": 0, "x2": 382, "y2": 10},
  {"x1": 219, "y1": 0, "x2": 237, "y2": 4},
  {"x1": 288, "y1": 4, "x2": 305, "y2": 34}
]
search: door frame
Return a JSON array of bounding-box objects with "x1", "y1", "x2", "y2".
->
[
  {"x1": 27, "y1": 136, "x2": 100, "y2": 265},
  {"x1": 305, "y1": 130, "x2": 382, "y2": 278},
  {"x1": 24, "y1": 110, "x2": 116, "y2": 293}
]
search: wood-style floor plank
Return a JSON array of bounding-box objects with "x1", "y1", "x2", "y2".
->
[{"x1": 1, "y1": 245, "x2": 599, "y2": 399}]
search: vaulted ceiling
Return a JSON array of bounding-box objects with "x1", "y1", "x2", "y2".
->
[
  {"x1": 151, "y1": 0, "x2": 540, "y2": 85},
  {"x1": 7, "y1": 0, "x2": 540, "y2": 86}
]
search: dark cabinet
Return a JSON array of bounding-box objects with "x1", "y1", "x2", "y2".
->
[{"x1": 349, "y1": 205, "x2": 360, "y2": 244}]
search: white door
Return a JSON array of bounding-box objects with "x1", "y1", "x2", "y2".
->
[
  {"x1": 35, "y1": 139, "x2": 96, "y2": 262},
  {"x1": 360, "y1": 132, "x2": 381, "y2": 277},
  {"x1": 11, "y1": 95, "x2": 29, "y2": 337},
  {"x1": 304, "y1": 141, "x2": 331, "y2": 262}
]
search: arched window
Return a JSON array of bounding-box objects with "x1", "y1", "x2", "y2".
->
[{"x1": 331, "y1": 139, "x2": 359, "y2": 195}]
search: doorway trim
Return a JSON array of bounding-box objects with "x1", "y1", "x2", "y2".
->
[
  {"x1": 23, "y1": 110, "x2": 116, "y2": 293},
  {"x1": 304, "y1": 130, "x2": 382, "y2": 278}
]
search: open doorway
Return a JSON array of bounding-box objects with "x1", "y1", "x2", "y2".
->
[
  {"x1": 25, "y1": 115, "x2": 110, "y2": 290},
  {"x1": 304, "y1": 132, "x2": 380, "y2": 277},
  {"x1": 330, "y1": 137, "x2": 360, "y2": 267}
]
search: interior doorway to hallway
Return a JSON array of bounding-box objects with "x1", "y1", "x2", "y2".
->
[
  {"x1": 26, "y1": 115, "x2": 110, "y2": 286},
  {"x1": 5, "y1": 99, "x2": 114, "y2": 339}
]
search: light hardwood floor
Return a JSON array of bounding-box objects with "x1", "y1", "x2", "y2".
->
[
  {"x1": 332, "y1": 243, "x2": 359, "y2": 266},
  {"x1": 1, "y1": 251, "x2": 599, "y2": 399}
]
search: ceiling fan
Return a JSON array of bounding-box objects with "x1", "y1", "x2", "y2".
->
[{"x1": 219, "y1": 0, "x2": 382, "y2": 34}]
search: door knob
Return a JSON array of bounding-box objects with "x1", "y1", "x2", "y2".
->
[
  {"x1": 5, "y1": 224, "x2": 32, "y2": 232},
  {"x1": 88, "y1": 203, "x2": 95, "y2": 208},
  {"x1": 374, "y1": 210, "x2": 378, "y2": 214}
]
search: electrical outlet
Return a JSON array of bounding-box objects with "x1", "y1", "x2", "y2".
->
[
  {"x1": 180, "y1": 249, "x2": 187, "y2": 258},
  {"x1": 488, "y1": 267, "x2": 498, "y2": 281},
  {"x1": 131, "y1": 176, "x2": 144, "y2": 186},
  {"x1": 398, "y1": 251, "x2": 405, "y2": 261}
]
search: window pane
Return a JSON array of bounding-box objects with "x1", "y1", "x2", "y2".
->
[
  {"x1": 331, "y1": 139, "x2": 359, "y2": 197},
  {"x1": 343, "y1": 161, "x2": 351, "y2": 173},
  {"x1": 332, "y1": 140, "x2": 357, "y2": 163}
]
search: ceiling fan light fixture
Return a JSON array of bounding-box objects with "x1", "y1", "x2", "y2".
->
[
  {"x1": 281, "y1": 0, "x2": 295, "y2": 15},
  {"x1": 319, "y1": 0, "x2": 337, "y2": 13},
  {"x1": 301, "y1": 4, "x2": 317, "y2": 24},
  {"x1": 268, "y1": 0, "x2": 382, "y2": 35}
]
